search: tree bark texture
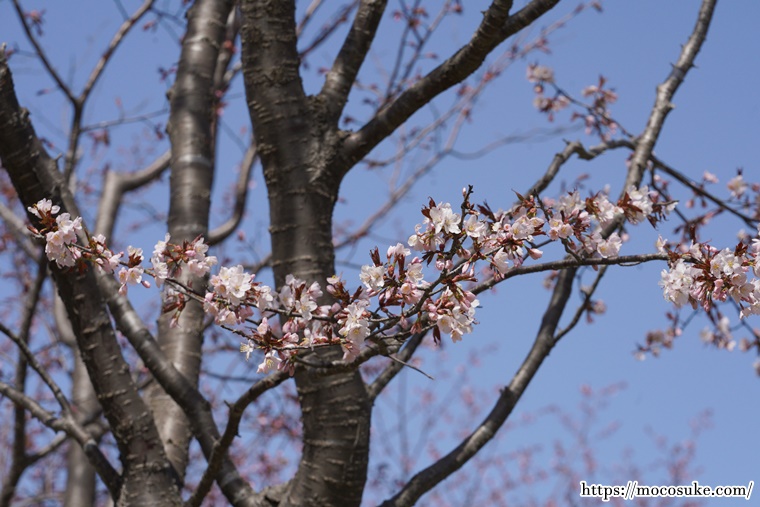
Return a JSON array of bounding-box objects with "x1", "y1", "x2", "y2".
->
[
  {"x1": 241, "y1": 2, "x2": 371, "y2": 505},
  {"x1": 0, "y1": 50, "x2": 181, "y2": 507},
  {"x1": 146, "y1": 0, "x2": 235, "y2": 482}
]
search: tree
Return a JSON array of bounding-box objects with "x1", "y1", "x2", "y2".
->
[{"x1": 0, "y1": 0, "x2": 756, "y2": 506}]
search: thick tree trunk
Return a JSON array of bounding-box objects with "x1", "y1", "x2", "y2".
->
[
  {"x1": 266, "y1": 171, "x2": 371, "y2": 507},
  {"x1": 63, "y1": 351, "x2": 99, "y2": 507},
  {"x1": 145, "y1": 0, "x2": 235, "y2": 481},
  {"x1": 0, "y1": 51, "x2": 181, "y2": 507},
  {"x1": 240, "y1": 2, "x2": 371, "y2": 505}
]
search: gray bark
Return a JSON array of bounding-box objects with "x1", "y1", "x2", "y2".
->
[
  {"x1": 62, "y1": 305, "x2": 99, "y2": 507},
  {"x1": 237, "y1": 0, "x2": 571, "y2": 504},
  {"x1": 0, "y1": 50, "x2": 181, "y2": 507},
  {"x1": 241, "y1": 2, "x2": 371, "y2": 505},
  {"x1": 145, "y1": 0, "x2": 235, "y2": 481}
]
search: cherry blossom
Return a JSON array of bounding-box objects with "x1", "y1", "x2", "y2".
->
[
  {"x1": 596, "y1": 232, "x2": 622, "y2": 258},
  {"x1": 338, "y1": 300, "x2": 371, "y2": 360},
  {"x1": 727, "y1": 174, "x2": 748, "y2": 198},
  {"x1": 660, "y1": 259, "x2": 698, "y2": 308},
  {"x1": 151, "y1": 234, "x2": 172, "y2": 286},
  {"x1": 27, "y1": 198, "x2": 59, "y2": 219},
  {"x1": 117, "y1": 246, "x2": 146, "y2": 295},
  {"x1": 30, "y1": 174, "x2": 757, "y2": 376},
  {"x1": 526, "y1": 63, "x2": 554, "y2": 84},
  {"x1": 211, "y1": 265, "x2": 253, "y2": 305},
  {"x1": 428, "y1": 201, "x2": 461, "y2": 235},
  {"x1": 360, "y1": 264, "x2": 385, "y2": 292}
]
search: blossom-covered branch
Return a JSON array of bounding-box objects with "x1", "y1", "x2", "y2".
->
[{"x1": 28, "y1": 172, "x2": 741, "y2": 378}]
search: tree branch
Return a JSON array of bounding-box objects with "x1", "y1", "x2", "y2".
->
[
  {"x1": 625, "y1": 0, "x2": 717, "y2": 190},
  {"x1": 80, "y1": 0, "x2": 156, "y2": 101},
  {"x1": 524, "y1": 138, "x2": 618, "y2": 199},
  {"x1": 0, "y1": 381, "x2": 122, "y2": 499},
  {"x1": 367, "y1": 331, "x2": 426, "y2": 402},
  {"x1": 63, "y1": 0, "x2": 155, "y2": 181},
  {"x1": 553, "y1": 265, "x2": 607, "y2": 343},
  {"x1": 0, "y1": 256, "x2": 46, "y2": 507},
  {"x1": 0, "y1": 48, "x2": 182, "y2": 506},
  {"x1": 341, "y1": 0, "x2": 561, "y2": 170},
  {"x1": 97, "y1": 274, "x2": 262, "y2": 506},
  {"x1": 185, "y1": 371, "x2": 289, "y2": 507},
  {"x1": 379, "y1": 2, "x2": 719, "y2": 500},
  {"x1": 147, "y1": 0, "x2": 236, "y2": 482},
  {"x1": 379, "y1": 266, "x2": 576, "y2": 506},
  {"x1": 10, "y1": 0, "x2": 75, "y2": 103},
  {"x1": 212, "y1": 5, "x2": 242, "y2": 92},
  {"x1": 651, "y1": 153, "x2": 757, "y2": 227},
  {"x1": 0, "y1": 320, "x2": 76, "y2": 426},
  {"x1": 319, "y1": 0, "x2": 388, "y2": 124},
  {"x1": 0, "y1": 201, "x2": 40, "y2": 260},
  {"x1": 471, "y1": 253, "x2": 667, "y2": 294},
  {"x1": 96, "y1": 150, "x2": 170, "y2": 237},
  {"x1": 207, "y1": 140, "x2": 257, "y2": 245}
]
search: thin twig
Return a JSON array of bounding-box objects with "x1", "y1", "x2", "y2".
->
[
  {"x1": 554, "y1": 265, "x2": 607, "y2": 343},
  {"x1": 185, "y1": 371, "x2": 289, "y2": 507}
]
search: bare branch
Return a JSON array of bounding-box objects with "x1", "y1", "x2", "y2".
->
[
  {"x1": 59, "y1": 0, "x2": 156, "y2": 181},
  {"x1": 379, "y1": 266, "x2": 575, "y2": 507},
  {"x1": 208, "y1": 140, "x2": 257, "y2": 245},
  {"x1": 80, "y1": 0, "x2": 156, "y2": 101},
  {"x1": 10, "y1": 0, "x2": 75, "y2": 103},
  {"x1": 0, "y1": 381, "x2": 122, "y2": 498},
  {"x1": 0, "y1": 201, "x2": 40, "y2": 259},
  {"x1": 80, "y1": 107, "x2": 168, "y2": 132},
  {"x1": 186, "y1": 371, "x2": 289, "y2": 507},
  {"x1": 472, "y1": 253, "x2": 668, "y2": 294},
  {"x1": 625, "y1": 0, "x2": 717, "y2": 190},
  {"x1": 216, "y1": 12, "x2": 240, "y2": 86},
  {"x1": 367, "y1": 331, "x2": 426, "y2": 402},
  {"x1": 96, "y1": 150, "x2": 170, "y2": 237},
  {"x1": 0, "y1": 256, "x2": 46, "y2": 507},
  {"x1": 296, "y1": 0, "x2": 326, "y2": 36},
  {"x1": 341, "y1": 0, "x2": 562, "y2": 170},
  {"x1": 0, "y1": 320, "x2": 76, "y2": 422},
  {"x1": 651, "y1": 154, "x2": 757, "y2": 227},
  {"x1": 299, "y1": 1, "x2": 359, "y2": 59},
  {"x1": 523, "y1": 138, "x2": 620, "y2": 199},
  {"x1": 319, "y1": 0, "x2": 388, "y2": 123},
  {"x1": 554, "y1": 265, "x2": 607, "y2": 343}
]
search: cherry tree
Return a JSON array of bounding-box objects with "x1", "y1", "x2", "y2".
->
[{"x1": 0, "y1": 0, "x2": 755, "y2": 506}]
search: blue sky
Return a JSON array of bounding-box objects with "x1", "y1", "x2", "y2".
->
[{"x1": 1, "y1": 0, "x2": 759, "y2": 504}]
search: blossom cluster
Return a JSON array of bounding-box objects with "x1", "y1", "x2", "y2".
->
[
  {"x1": 28, "y1": 199, "x2": 83, "y2": 268},
  {"x1": 26, "y1": 184, "x2": 692, "y2": 375},
  {"x1": 659, "y1": 238, "x2": 760, "y2": 318},
  {"x1": 527, "y1": 65, "x2": 619, "y2": 140},
  {"x1": 526, "y1": 63, "x2": 569, "y2": 122}
]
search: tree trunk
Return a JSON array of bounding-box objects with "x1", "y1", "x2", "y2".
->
[
  {"x1": 145, "y1": 0, "x2": 234, "y2": 481},
  {"x1": 63, "y1": 351, "x2": 99, "y2": 507},
  {"x1": 240, "y1": 2, "x2": 371, "y2": 504},
  {"x1": 0, "y1": 51, "x2": 182, "y2": 507}
]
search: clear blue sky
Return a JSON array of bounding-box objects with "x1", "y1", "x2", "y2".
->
[{"x1": 1, "y1": 0, "x2": 758, "y2": 505}]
